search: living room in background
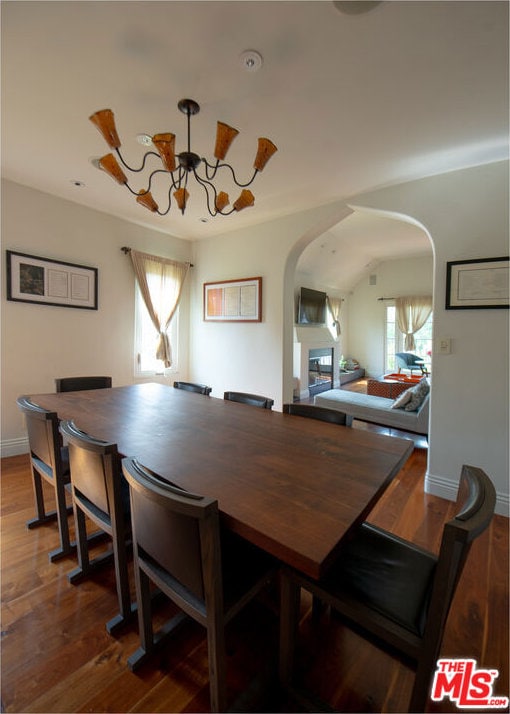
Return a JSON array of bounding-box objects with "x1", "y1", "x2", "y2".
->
[{"x1": 385, "y1": 304, "x2": 433, "y2": 373}]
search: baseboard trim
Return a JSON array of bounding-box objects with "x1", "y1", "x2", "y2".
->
[
  {"x1": 1, "y1": 437, "x2": 29, "y2": 458},
  {"x1": 426, "y1": 470, "x2": 509, "y2": 518}
]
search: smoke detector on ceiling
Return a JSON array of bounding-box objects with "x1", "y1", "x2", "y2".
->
[{"x1": 240, "y1": 50, "x2": 263, "y2": 72}]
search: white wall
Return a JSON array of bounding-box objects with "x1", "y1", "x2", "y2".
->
[
  {"x1": 350, "y1": 161, "x2": 509, "y2": 514},
  {"x1": 189, "y1": 203, "x2": 353, "y2": 410},
  {"x1": 1, "y1": 180, "x2": 192, "y2": 455},
  {"x1": 348, "y1": 255, "x2": 434, "y2": 377},
  {"x1": 190, "y1": 162, "x2": 508, "y2": 515},
  {"x1": 3, "y1": 161, "x2": 508, "y2": 515}
]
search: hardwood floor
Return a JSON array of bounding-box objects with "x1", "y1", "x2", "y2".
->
[{"x1": 1, "y1": 438, "x2": 508, "y2": 713}]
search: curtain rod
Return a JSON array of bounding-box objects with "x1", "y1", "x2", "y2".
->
[
  {"x1": 121, "y1": 247, "x2": 194, "y2": 267},
  {"x1": 378, "y1": 296, "x2": 396, "y2": 301}
]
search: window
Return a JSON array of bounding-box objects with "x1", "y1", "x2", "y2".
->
[
  {"x1": 134, "y1": 283, "x2": 179, "y2": 376},
  {"x1": 385, "y1": 304, "x2": 432, "y2": 372}
]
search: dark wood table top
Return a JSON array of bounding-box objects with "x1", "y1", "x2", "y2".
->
[{"x1": 29, "y1": 383, "x2": 414, "y2": 579}]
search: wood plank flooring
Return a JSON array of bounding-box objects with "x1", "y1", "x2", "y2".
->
[{"x1": 1, "y1": 419, "x2": 508, "y2": 712}]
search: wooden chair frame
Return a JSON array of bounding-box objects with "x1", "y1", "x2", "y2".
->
[
  {"x1": 60, "y1": 419, "x2": 135, "y2": 635},
  {"x1": 279, "y1": 465, "x2": 496, "y2": 713},
  {"x1": 16, "y1": 396, "x2": 74, "y2": 562},
  {"x1": 122, "y1": 457, "x2": 277, "y2": 713}
]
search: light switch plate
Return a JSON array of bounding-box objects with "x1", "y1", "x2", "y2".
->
[{"x1": 438, "y1": 337, "x2": 451, "y2": 354}]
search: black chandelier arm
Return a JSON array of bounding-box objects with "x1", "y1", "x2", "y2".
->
[
  {"x1": 123, "y1": 168, "x2": 180, "y2": 197},
  {"x1": 192, "y1": 169, "x2": 237, "y2": 217},
  {"x1": 201, "y1": 158, "x2": 259, "y2": 188},
  {"x1": 154, "y1": 186, "x2": 174, "y2": 216},
  {"x1": 114, "y1": 147, "x2": 165, "y2": 175}
]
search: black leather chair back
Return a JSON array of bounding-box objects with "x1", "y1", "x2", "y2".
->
[
  {"x1": 224, "y1": 391, "x2": 274, "y2": 409},
  {"x1": 283, "y1": 403, "x2": 350, "y2": 425},
  {"x1": 173, "y1": 381, "x2": 212, "y2": 396},
  {"x1": 55, "y1": 376, "x2": 112, "y2": 392}
]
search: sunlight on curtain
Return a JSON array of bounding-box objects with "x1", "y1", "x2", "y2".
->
[
  {"x1": 395, "y1": 296, "x2": 432, "y2": 351},
  {"x1": 327, "y1": 296, "x2": 343, "y2": 337},
  {"x1": 130, "y1": 250, "x2": 190, "y2": 368}
]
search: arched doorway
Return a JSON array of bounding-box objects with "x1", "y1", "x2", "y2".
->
[{"x1": 284, "y1": 206, "x2": 434, "y2": 406}]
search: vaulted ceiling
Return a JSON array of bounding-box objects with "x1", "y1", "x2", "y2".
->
[{"x1": 2, "y1": 1, "x2": 507, "y2": 289}]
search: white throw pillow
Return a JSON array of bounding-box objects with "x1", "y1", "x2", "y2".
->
[
  {"x1": 404, "y1": 377, "x2": 430, "y2": 411},
  {"x1": 391, "y1": 388, "x2": 413, "y2": 410}
]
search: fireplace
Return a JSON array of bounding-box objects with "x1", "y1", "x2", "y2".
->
[{"x1": 308, "y1": 347, "x2": 333, "y2": 396}]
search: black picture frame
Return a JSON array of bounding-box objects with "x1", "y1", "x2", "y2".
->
[
  {"x1": 6, "y1": 250, "x2": 98, "y2": 310},
  {"x1": 445, "y1": 257, "x2": 509, "y2": 310}
]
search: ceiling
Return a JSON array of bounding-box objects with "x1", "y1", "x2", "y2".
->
[{"x1": 2, "y1": 1, "x2": 508, "y2": 290}]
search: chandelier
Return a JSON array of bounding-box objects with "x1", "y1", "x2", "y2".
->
[{"x1": 89, "y1": 99, "x2": 277, "y2": 218}]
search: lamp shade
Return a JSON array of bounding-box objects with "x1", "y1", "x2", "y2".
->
[
  {"x1": 98, "y1": 154, "x2": 127, "y2": 184},
  {"x1": 153, "y1": 133, "x2": 176, "y2": 172},
  {"x1": 215, "y1": 191, "x2": 230, "y2": 212},
  {"x1": 253, "y1": 137, "x2": 277, "y2": 171},
  {"x1": 174, "y1": 188, "x2": 189, "y2": 212},
  {"x1": 136, "y1": 191, "x2": 158, "y2": 212},
  {"x1": 233, "y1": 189, "x2": 255, "y2": 212},
  {"x1": 89, "y1": 109, "x2": 121, "y2": 149},
  {"x1": 214, "y1": 122, "x2": 239, "y2": 161}
]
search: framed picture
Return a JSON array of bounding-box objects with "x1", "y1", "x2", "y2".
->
[
  {"x1": 446, "y1": 257, "x2": 509, "y2": 309},
  {"x1": 204, "y1": 277, "x2": 262, "y2": 322},
  {"x1": 6, "y1": 250, "x2": 98, "y2": 310}
]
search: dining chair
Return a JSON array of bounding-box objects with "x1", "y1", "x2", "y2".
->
[
  {"x1": 279, "y1": 464, "x2": 496, "y2": 713},
  {"x1": 59, "y1": 419, "x2": 135, "y2": 635},
  {"x1": 173, "y1": 381, "x2": 212, "y2": 395},
  {"x1": 55, "y1": 376, "x2": 112, "y2": 392},
  {"x1": 283, "y1": 403, "x2": 352, "y2": 426},
  {"x1": 121, "y1": 456, "x2": 278, "y2": 713},
  {"x1": 224, "y1": 391, "x2": 274, "y2": 409},
  {"x1": 16, "y1": 396, "x2": 74, "y2": 562}
]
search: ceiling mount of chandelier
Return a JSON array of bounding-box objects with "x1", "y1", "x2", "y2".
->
[{"x1": 89, "y1": 98, "x2": 278, "y2": 218}]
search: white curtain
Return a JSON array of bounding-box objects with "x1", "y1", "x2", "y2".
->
[
  {"x1": 395, "y1": 296, "x2": 433, "y2": 351},
  {"x1": 327, "y1": 296, "x2": 342, "y2": 337},
  {"x1": 130, "y1": 250, "x2": 190, "y2": 368}
]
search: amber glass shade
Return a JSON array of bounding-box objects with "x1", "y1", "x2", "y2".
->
[
  {"x1": 89, "y1": 109, "x2": 121, "y2": 149},
  {"x1": 214, "y1": 122, "x2": 239, "y2": 161},
  {"x1": 98, "y1": 154, "x2": 127, "y2": 184},
  {"x1": 153, "y1": 133, "x2": 176, "y2": 172},
  {"x1": 174, "y1": 188, "x2": 189, "y2": 212},
  {"x1": 136, "y1": 191, "x2": 159, "y2": 212},
  {"x1": 233, "y1": 189, "x2": 255, "y2": 212},
  {"x1": 215, "y1": 191, "x2": 230, "y2": 212},
  {"x1": 253, "y1": 138, "x2": 278, "y2": 171}
]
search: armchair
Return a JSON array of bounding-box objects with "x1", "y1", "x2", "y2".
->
[{"x1": 395, "y1": 352, "x2": 428, "y2": 376}]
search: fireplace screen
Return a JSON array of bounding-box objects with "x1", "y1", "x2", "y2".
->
[{"x1": 308, "y1": 348, "x2": 333, "y2": 396}]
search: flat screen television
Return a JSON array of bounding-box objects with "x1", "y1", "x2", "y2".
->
[{"x1": 297, "y1": 287, "x2": 327, "y2": 325}]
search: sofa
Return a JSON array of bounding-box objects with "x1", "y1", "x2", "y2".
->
[{"x1": 314, "y1": 379, "x2": 430, "y2": 436}]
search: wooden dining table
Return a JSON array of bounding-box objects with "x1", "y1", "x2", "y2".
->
[{"x1": 28, "y1": 383, "x2": 414, "y2": 580}]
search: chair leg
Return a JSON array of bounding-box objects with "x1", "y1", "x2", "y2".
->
[
  {"x1": 28, "y1": 468, "x2": 47, "y2": 524},
  {"x1": 206, "y1": 618, "x2": 228, "y2": 713},
  {"x1": 106, "y1": 531, "x2": 136, "y2": 636},
  {"x1": 68, "y1": 505, "x2": 90, "y2": 584},
  {"x1": 48, "y1": 474, "x2": 73, "y2": 562},
  {"x1": 279, "y1": 573, "x2": 301, "y2": 690},
  {"x1": 127, "y1": 565, "x2": 155, "y2": 670},
  {"x1": 409, "y1": 649, "x2": 438, "y2": 712}
]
